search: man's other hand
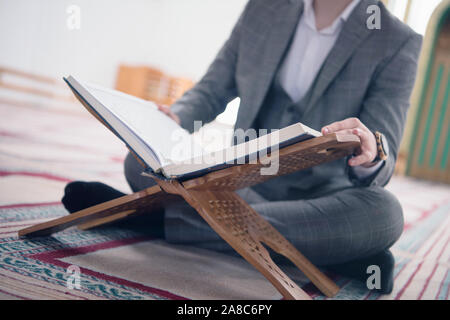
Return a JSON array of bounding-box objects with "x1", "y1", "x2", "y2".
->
[
  {"x1": 156, "y1": 104, "x2": 181, "y2": 125},
  {"x1": 321, "y1": 117, "x2": 378, "y2": 168}
]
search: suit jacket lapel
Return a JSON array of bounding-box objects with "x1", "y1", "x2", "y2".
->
[
  {"x1": 302, "y1": 0, "x2": 375, "y2": 117},
  {"x1": 241, "y1": 0, "x2": 303, "y2": 130}
]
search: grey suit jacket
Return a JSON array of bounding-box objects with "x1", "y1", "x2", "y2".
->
[{"x1": 171, "y1": 0, "x2": 422, "y2": 191}]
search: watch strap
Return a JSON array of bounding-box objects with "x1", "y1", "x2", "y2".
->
[{"x1": 374, "y1": 131, "x2": 388, "y2": 162}]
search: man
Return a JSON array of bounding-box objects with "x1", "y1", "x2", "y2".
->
[{"x1": 63, "y1": 0, "x2": 422, "y2": 294}]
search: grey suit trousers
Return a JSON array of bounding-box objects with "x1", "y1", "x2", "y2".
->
[{"x1": 124, "y1": 153, "x2": 404, "y2": 266}]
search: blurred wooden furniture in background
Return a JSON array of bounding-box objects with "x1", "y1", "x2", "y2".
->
[
  {"x1": 399, "y1": 1, "x2": 450, "y2": 184},
  {"x1": 115, "y1": 65, "x2": 194, "y2": 106}
]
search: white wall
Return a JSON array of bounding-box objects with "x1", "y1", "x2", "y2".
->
[{"x1": 0, "y1": 0, "x2": 247, "y2": 87}]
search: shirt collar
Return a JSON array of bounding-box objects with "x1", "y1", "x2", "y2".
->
[{"x1": 302, "y1": 0, "x2": 361, "y2": 35}]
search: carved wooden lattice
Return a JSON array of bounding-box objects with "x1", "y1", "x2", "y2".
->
[
  {"x1": 183, "y1": 134, "x2": 357, "y2": 191},
  {"x1": 158, "y1": 179, "x2": 339, "y2": 300}
]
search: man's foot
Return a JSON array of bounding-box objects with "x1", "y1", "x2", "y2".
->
[
  {"x1": 61, "y1": 181, "x2": 126, "y2": 213},
  {"x1": 327, "y1": 249, "x2": 395, "y2": 294},
  {"x1": 61, "y1": 181, "x2": 165, "y2": 238}
]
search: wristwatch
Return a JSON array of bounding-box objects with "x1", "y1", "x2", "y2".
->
[{"x1": 373, "y1": 131, "x2": 389, "y2": 162}]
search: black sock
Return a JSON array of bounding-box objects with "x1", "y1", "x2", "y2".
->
[
  {"x1": 327, "y1": 249, "x2": 395, "y2": 294},
  {"x1": 62, "y1": 181, "x2": 126, "y2": 213},
  {"x1": 61, "y1": 181, "x2": 165, "y2": 238}
]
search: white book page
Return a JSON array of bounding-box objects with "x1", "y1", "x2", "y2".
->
[
  {"x1": 83, "y1": 83, "x2": 197, "y2": 166},
  {"x1": 68, "y1": 77, "x2": 321, "y2": 178}
]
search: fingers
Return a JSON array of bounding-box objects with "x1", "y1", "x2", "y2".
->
[
  {"x1": 329, "y1": 129, "x2": 355, "y2": 136},
  {"x1": 351, "y1": 128, "x2": 369, "y2": 145},
  {"x1": 348, "y1": 128, "x2": 377, "y2": 166},
  {"x1": 172, "y1": 113, "x2": 181, "y2": 125},
  {"x1": 321, "y1": 117, "x2": 361, "y2": 135},
  {"x1": 157, "y1": 104, "x2": 170, "y2": 115},
  {"x1": 348, "y1": 151, "x2": 373, "y2": 166},
  {"x1": 321, "y1": 117, "x2": 378, "y2": 167},
  {"x1": 156, "y1": 104, "x2": 181, "y2": 125}
]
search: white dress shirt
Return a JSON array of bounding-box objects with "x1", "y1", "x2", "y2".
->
[
  {"x1": 279, "y1": 0, "x2": 383, "y2": 179},
  {"x1": 279, "y1": 0, "x2": 361, "y2": 102}
]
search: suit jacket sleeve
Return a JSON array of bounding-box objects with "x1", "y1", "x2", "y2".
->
[
  {"x1": 350, "y1": 32, "x2": 423, "y2": 187},
  {"x1": 170, "y1": 3, "x2": 250, "y2": 133}
]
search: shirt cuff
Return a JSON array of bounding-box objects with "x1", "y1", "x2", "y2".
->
[{"x1": 350, "y1": 160, "x2": 384, "y2": 180}]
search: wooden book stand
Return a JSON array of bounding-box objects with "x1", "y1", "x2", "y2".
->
[{"x1": 18, "y1": 133, "x2": 359, "y2": 300}]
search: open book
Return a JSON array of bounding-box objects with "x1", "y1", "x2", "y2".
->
[{"x1": 64, "y1": 75, "x2": 321, "y2": 179}]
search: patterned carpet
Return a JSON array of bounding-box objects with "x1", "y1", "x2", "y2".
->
[{"x1": 0, "y1": 97, "x2": 448, "y2": 300}]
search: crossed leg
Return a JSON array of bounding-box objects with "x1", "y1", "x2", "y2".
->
[{"x1": 124, "y1": 152, "x2": 404, "y2": 294}]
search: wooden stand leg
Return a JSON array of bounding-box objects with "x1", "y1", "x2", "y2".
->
[
  {"x1": 18, "y1": 185, "x2": 176, "y2": 237},
  {"x1": 157, "y1": 179, "x2": 339, "y2": 300},
  {"x1": 77, "y1": 209, "x2": 137, "y2": 230},
  {"x1": 229, "y1": 190, "x2": 340, "y2": 298}
]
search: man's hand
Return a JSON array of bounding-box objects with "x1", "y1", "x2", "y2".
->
[
  {"x1": 321, "y1": 117, "x2": 378, "y2": 168},
  {"x1": 156, "y1": 104, "x2": 181, "y2": 125}
]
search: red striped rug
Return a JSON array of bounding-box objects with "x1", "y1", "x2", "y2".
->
[{"x1": 0, "y1": 100, "x2": 448, "y2": 300}]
